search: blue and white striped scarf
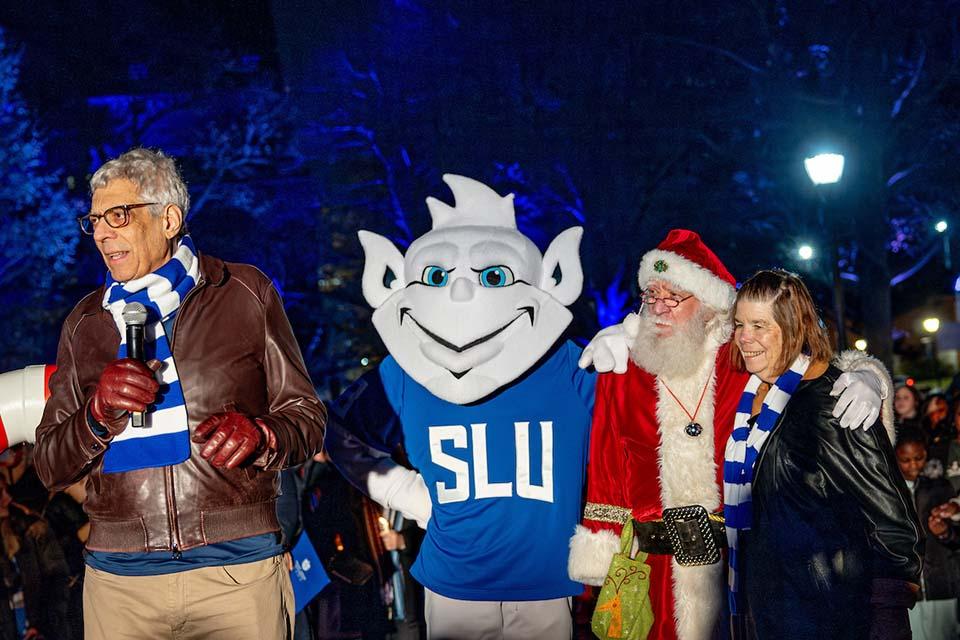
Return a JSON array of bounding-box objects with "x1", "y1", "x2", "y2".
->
[
  {"x1": 100, "y1": 236, "x2": 199, "y2": 474},
  {"x1": 723, "y1": 354, "x2": 809, "y2": 614}
]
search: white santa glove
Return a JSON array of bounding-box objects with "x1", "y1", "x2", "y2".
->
[
  {"x1": 830, "y1": 370, "x2": 883, "y2": 430},
  {"x1": 577, "y1": 313, "x2": 641, "y2": 373}
]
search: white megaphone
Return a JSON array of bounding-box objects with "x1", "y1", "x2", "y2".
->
[{"x1": 0, "y1": 365, "x2": 55, "y2": 449}]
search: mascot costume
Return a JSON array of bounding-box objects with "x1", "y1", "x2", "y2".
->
[{"x1": 324, "y1": 175, "x2": 593, "y2": 638}]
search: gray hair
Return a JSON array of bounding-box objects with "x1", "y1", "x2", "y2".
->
[{"x1": 90, "y1": 148, "x2": 190, "y2": 238}]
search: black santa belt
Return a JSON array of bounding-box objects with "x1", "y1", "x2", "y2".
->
[{"x1": 634, "y1": 505, "x2": 726, "y2": 566}]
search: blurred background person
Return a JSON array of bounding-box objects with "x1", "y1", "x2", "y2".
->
[
  {"x1": 896, "y1": 427, "x2": 960, "y2": 640},
  {"x1": 0, "y1": 482, "x2": 73, "y2": 640},
  {"x1": 922, "y1": 394, "x2": 953, "y2": 455},
  {"x1": 42, "y1": 480, "x2": 88, "y2": 640},
  {"x1": 301, "y1": 450, "x2": 393, "y2": 640},
  {"x1": 894, "y1": 384, "x2": 923, "y2": 432},
  {"x1": 928, "y1": 401, "x2": 960, "y2": 492},
  {"x1": 378, "y1": 507, "x2": 425, "y2": 640}
]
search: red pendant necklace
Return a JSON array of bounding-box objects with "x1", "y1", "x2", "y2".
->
[{"x1": 660, "y1": 367, "x2": 714, "y2": 437}]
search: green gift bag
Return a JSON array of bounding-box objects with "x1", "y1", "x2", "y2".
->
[{"x1": 591, "y1": 520, "x2": 655, "y2": 640}]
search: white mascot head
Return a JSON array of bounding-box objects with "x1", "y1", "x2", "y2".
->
[{"x1": 359, "y1": 174, "x2": 584, "y2": 405}]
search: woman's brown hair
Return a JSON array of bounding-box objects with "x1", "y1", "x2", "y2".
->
[{"x1": 730, "y1": 269, "x2": 834, "y2": 375}]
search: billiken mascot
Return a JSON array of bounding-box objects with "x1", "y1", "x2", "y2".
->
[
  {"x1": 324, "y1": 175, "x2": 595, "y2": 639},
  {"x1": 568, "y1": 229, "x2": 893, "y2": 640}
]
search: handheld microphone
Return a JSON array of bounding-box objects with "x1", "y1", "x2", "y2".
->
[{"x1": 121, "y1": 302, "x2": 149, "y2": 428}]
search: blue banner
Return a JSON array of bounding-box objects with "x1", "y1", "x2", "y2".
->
[{"x1": 289, "y1": 534, "x2": 331, "y2": 612}]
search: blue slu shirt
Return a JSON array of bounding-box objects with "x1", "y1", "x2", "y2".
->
[{"x1": 379, "y1": 340, "x2": 595, "y2": 601}]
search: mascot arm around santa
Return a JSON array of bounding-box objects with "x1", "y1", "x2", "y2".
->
[{"x1": 324, "y1": 175, "x2": 594, "y2": 639}]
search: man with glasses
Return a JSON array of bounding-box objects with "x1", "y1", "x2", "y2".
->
[
  {"x1": 568, "y1": 229, "x2": 891, "y2": 639},
  {"x1": 33, "y1": 147, "x2": 325, "y2": 639}
]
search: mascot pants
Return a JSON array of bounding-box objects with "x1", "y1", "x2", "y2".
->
[
  {"x1": 424, "y1": 587, "x2": 572, "y2": 639},
  {"x1": 83, "y1": 554, "x2": 295, "y2": 640}
]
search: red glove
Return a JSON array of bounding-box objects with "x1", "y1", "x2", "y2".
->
[
  {"x1": 89, "y1": 359, "x2": 160, "y2": 436},
  {"x1": 192, "y1": 412, "x2": 272, "y2": 469}
]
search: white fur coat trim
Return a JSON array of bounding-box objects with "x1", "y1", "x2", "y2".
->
[
  {"x1": 638, "y1": 249, "x2": 736, "y2": 313},
  {"x1": 656, "y1": 348, "x2": 724, "y2": 640},
  {"x1": 568, "y1": 524, "x2": 620, "y2": 587}
]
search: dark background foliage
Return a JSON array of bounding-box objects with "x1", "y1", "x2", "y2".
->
[{"x1": 3, "y1": 0, "x2": 960, "y2": 392}]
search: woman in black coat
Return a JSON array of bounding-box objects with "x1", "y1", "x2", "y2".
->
[{"x1": 724, "y1": 270, "x2": 923, "y2": 640}]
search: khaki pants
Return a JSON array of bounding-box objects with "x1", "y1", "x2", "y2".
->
[
  {"x1": 424, "y1": 588, "x2": 572, "y2": 640},
  {"x1": 83, "y1": 555, "x2": 295, "y2": 640}
]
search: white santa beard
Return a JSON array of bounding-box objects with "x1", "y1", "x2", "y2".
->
[
  {"x1": 652, "y1": 324, "x2": 727, "y2": 640},
  {"x1": 629, "y1": 307, "x2": 718, "y2": 378}
]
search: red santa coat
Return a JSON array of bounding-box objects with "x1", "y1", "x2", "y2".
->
[{"x1": 571, "y1": 340, "x2": 746, "y2": 640}]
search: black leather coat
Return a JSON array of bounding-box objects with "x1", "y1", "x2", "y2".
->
[{"x1": 741, "y1": 366, "x2": 923, "y2": 640}]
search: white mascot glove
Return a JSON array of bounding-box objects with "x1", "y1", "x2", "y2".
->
[
  {"x1": 362, "y1": 464, "x2": 432, "y2": 529},
  {"x1": 578, "y1": 312, "x2": 641, "y2": 374},
  {"x1": 830, "y1": 370, "x2": 883, "y2": 430}
]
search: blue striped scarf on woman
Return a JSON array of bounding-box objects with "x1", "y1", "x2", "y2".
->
[
  {"x1": 100, "y1": 236, "x2": 199, "y2": 474},
  {"x1": 722, "y1": 354, "x2": 809, "y2": 613}
]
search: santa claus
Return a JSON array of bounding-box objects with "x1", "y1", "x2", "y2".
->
[{"x1": 568, "y1": 229, "x2": 890, "y2": 640}]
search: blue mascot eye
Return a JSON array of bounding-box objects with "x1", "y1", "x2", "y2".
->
[
  {"x1": 422, "y1": 266, "x2": 449, "y2": 287},
  {"x1": 478, "y1": 266, "x2": 515, "y2": 288}
]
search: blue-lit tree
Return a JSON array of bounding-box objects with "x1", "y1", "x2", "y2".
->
[{"x1": 0, "y1": 29, "x2": 78, "y2": 370}]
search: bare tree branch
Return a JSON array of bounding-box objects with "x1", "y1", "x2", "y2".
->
[
  {"x1": 644, "y1": 33, "x2": 765, "y2": 74},
  {"x1": 890, "y1": 43, "x2": 926, "y2": 119}
]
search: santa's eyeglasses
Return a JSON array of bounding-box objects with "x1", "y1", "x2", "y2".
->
[{"x1": 639, "y1": 290, "x2": 694, "y2": 309}]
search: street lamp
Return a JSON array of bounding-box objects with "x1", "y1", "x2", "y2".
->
[
  {"x1": 937, "y1": 219, "x2": 952, "y2": 270},
  {"x1": 923, "y1": 317, "x2": 941, "y2": 333},
  {"x1": 804, "y1": 153, "x2": 845, "y2": 185},
  {"x1": 805, "y1": 151, "x2": 847, "y2": 350},
  {"x1": 798, "y1": 244, "x2": 814, "y2": 261},
  {"x1": 922, "y1": 317, "x2": 942, "y2": 384}
]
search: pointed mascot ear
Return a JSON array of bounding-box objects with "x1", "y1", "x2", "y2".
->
[
  {"x1": 358, "y1": 230, "x2": 406, "y2": 309},
  {"x1": 539, "y1": 227, "x2": 584, "y2": 307}
]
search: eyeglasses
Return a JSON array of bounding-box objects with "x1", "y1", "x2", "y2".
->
[
  {"x1": 77, "y1": 203, "x2": 158, "y2": 235},
  {"x1": 640, "y1": 289, "x2": 695, "y2": 308}
]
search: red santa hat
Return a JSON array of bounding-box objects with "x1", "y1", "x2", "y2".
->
[{"x1": 637, "y1": 229, "x2": 737, "y2": 312}]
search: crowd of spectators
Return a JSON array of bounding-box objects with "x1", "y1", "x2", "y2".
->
[{"x1": 893, "y1": 380, "x2": 960, "y2": 639}]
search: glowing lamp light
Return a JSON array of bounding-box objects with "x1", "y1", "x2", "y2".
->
[
  {"x1": 906, "y1": 378, "x2": 915, "y2": 386},
  {"x1": 798, "y1": 245, "x2": 814, "y2": 260},
  {"x1": 936, "y1": 220, "x2": 949, "y2": 233},
  {"x1": 804, "y1": 153, "x2": 845, "y2": 185},
  {"x1": 360, "y1": 357, "x2": 370, "y2": 366},
  {"x1": 923, "y1": 317, "x2": 941, "y2": 333},
  {"x1": 854, "y1": 339, "x2": 867, "y2": 351}
]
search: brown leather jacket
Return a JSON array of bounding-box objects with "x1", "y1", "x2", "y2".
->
[{"x1": 33, "y1": 254, "x2": 326, "y2": 553}]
